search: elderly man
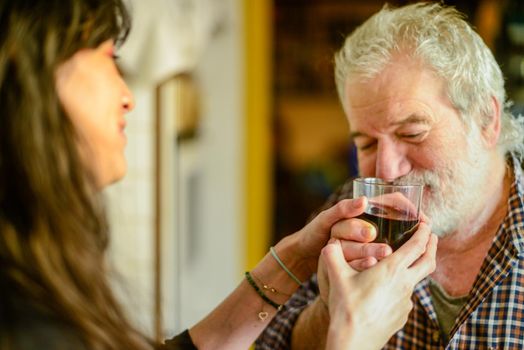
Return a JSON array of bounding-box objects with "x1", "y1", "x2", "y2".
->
[{"x1": 256, "y1": 2, "x2": 524, "y2": 349}]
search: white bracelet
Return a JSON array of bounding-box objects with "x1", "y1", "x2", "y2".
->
[{"x1": 270, "y1": 246, "x2": 302, "y2": 285}]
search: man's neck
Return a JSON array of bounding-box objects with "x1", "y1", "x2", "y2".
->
[{"x1": 431, "y1": 155, "x2": 511, "y2": 296}]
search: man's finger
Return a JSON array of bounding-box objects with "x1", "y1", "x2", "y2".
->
[
  {"x1": 349, "y1": 256, "x2": 378, "y2": 271},
  {"x1": 339, "y1": 240, "x2": 392, "y2": 262}
]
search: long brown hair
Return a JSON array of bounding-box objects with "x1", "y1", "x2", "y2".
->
[{"x1": 0, "y1": 0, "x2": 153, "y2": 348}]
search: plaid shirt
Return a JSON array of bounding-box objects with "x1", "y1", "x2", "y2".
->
[{"x1": 256, "y1": 156, "x2": 524, "y2": 350}]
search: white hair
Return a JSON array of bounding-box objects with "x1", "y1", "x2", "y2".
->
[{"x1": 334, "y1": 2, "x2": 524, "y2": 158}]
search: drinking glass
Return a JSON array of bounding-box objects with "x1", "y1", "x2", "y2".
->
[{"x1": 353, "y1": 177, "x2": 423, "y2": 251}]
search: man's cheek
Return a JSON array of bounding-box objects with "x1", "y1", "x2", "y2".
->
[{"x1": 357, "y1": 157, "x2": 375, "y2": 177}]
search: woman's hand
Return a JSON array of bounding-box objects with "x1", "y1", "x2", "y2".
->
[
  {"x1": 275, "y1": 197, "x2": 391, "y2": 281},
  {"x1": 330, "y1": 205, "x2": 430, "y2": 271},
  {"x1": 319, "y1": 223, "x2": 437, "y2": 350}
]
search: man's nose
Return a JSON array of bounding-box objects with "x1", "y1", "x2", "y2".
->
[{"x1": 374, "y1": 140, "x2": 411, "y2": 181}]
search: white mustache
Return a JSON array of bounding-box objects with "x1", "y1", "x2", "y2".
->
[{"x1": 397, "y1": 171, "x2": 441, "y2": 192}]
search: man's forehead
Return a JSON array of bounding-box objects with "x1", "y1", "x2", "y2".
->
[
  {"x1": 344, "y1": 55, "x2": 446, "y2": 108},
  {"x1": 344, "y1": 65, "x2": 448, "y2": 132}
]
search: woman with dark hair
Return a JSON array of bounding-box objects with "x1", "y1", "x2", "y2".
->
[{"x1": 0, "y1": 1, "x2": 437, "y2": 349}]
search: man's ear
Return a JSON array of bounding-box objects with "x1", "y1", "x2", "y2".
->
[{"x1": 481, "y1": 96, "x2": 501, "y2": 148}]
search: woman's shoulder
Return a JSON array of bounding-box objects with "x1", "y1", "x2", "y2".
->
[{"x1": 162, "y1": 330, "x2": 198, "y2": 350}]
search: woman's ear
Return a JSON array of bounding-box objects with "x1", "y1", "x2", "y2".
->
[{"x1": 481, "y1": 96, "x2": 501, "y2": 148}]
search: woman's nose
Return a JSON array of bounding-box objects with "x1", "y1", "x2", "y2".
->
[{"x1": 121, "y1": 86, "x2": 135, "y2": 112}]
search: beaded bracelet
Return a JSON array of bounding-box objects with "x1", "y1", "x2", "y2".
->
[
  {"x1": 251, "y1": 272, "x2": 291, "y2": 297},
  {"x1": 245, "y1": 271, "x2": 283, "y2": 311},
  {"x1": 270, "y1": 247, "x2": 302, "y2": 285}
]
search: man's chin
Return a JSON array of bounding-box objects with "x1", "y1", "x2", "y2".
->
[
  {"x1": 425, "y1": 213, "x2": 461, "y2": 237},
  {"x1": 430, "y1": 227, "x2": 455, "y2": 238}
]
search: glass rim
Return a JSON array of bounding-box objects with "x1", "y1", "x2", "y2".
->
[{"x1": 353, "y1": 177, "x2": 424, "y2": 188}]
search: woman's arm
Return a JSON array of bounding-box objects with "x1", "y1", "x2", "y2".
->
[{"x1": 187, "y1": 198, "x2": 385, "y2": 350}]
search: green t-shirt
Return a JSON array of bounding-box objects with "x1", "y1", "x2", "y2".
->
[{"x1": 429, "y1": 278, "x2": 469, "y2": 342}]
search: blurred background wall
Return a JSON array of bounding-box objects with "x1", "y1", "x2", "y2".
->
[{"x1": 101, "y1": 0, "x2": 524, "y2": 342}]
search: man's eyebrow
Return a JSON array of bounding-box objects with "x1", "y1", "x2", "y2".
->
[
  {"x1": 391, "y1": 113, "x2": 432, "y2": 126},
  {"x1": 350, "y1": 113, "x2": 431, "y2": 139},
  {"x1": 350, "y1": 130, "x2": 365, "y2": 139}
]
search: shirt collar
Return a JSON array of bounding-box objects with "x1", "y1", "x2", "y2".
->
[{"x1": 504, "y1": 153, "x2": 524, "y2": 257}]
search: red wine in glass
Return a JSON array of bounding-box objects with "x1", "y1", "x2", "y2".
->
[{"x1": 357, "y1": 204, "x2": 419, "y2": 251}]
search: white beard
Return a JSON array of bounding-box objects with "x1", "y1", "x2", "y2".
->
[{"x1": 399, "y1": 129, "x2": 493, "y2": 237}]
